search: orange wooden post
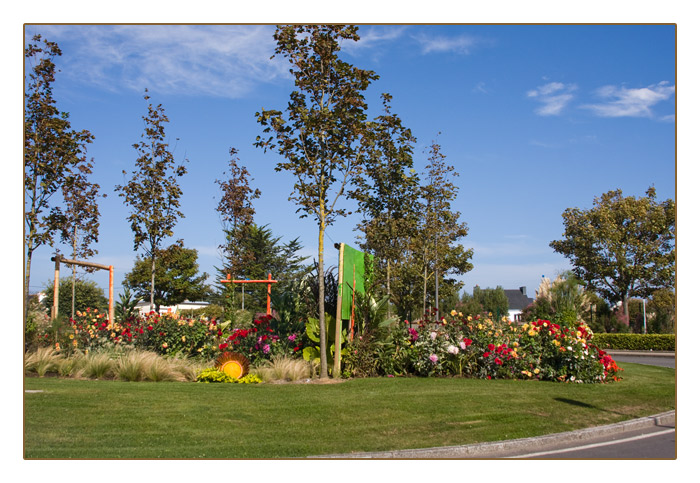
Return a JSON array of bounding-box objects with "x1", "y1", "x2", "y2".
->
[
  {"x1": 108, "y1": 265, "x2": 114, "y2": 323},
  {"x1": 266, "y1": 273, "x2": 273, "y2": 315},
  {"x1": 221, "y1": 273, "x2": 278, "y2": 316},
  {"x1": 52, "y1": 255, "x2": 61, "y2": 320}
]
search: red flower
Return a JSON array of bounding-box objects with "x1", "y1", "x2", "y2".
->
[
  {"x1": 483, "y1": 352, "x2": 491, "y2": 358},
  {"x1": 219, "y1": 343, "x2": 228, "y2": 350},
  {"x1": 463, "y1": 338, "x2": 472, "y2": 346},
  {"x1": 495, "y1": 358, "x2": 503, "y2": 365},
  {"x1": 488, "y1": 343, "x2": 495, "y2": 351}
]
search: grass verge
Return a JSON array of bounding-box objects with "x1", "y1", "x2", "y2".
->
[{"x1": 24, "y1": 362, "x2": 675, "y2": 459}]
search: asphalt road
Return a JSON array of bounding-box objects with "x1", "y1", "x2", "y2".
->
[
  {"x1": 499, "y1": 421, "x2": 676, "y2": 459},
  {"x1": 611, "y1": 353, "x2": 675, "y2": 368}
]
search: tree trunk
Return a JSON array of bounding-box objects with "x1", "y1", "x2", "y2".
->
[
  {"x1": 434, "y1": 234, "x2": 439, "y2": 322},
  {"x1": 150, "y1": 255, "x2": 156, "y2": 312},
  {"x1": 386, "y1": 259, "x2": 391, "y2": 319},
  {"x1": 422, "y1": 253, "x2": 428, "y2": 318},
  {"x1": 318, "y1": 220, "x2": 328, "y2": 378},
  {"x1": 24, "y1": 249, "x2": 33, "y2": 327},
  {"x1": 71, "y1": 226, "x2": 77, "y2": 319}
]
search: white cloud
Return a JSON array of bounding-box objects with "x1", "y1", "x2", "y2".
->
[
  {"x1": 414, "y1": 33, "x2": 482, "y2": 55},
  {"x1": 28, "y1": 25, "x2": 287, "y2": 98},
  {"x1": 344, "y1": 26, "x2": 409, "y2": 55},
  {"x1": 527, "y1": 81, "x2": 577, "y2": 116},
  {"x1": 580, "y1": 81, "x2": 675, "y2": 118}
]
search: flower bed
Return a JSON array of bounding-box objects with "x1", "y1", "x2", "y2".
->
[
  {"x1": 344, "y1": 313, "x2": 622, "y2": 383},
  {"x1": 37, "y1": 311, "x2": 304, "y2": 365}
]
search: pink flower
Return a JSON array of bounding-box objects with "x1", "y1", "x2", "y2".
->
[
  {"x1": 288, "y1": 333, "x2": 297, "y2": 341},
  {"x1": 429, "y1": 354, "x2": 438, "y2": 364},
  {"x1": 263, "y1": 344, "x2": 271, "y2": 354}
]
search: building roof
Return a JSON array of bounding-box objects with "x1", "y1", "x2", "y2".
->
[{"x1": 504, "y1": 289, "x2": 534, "y2": 311}]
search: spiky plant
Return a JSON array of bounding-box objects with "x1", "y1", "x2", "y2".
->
[
  {"x1": 78, "y1": 352, "x2": 115, "y2": 379},
  {"x1": 25, "y1": 347, "x2": 62, "y2": 377},
  {"x1": 255, "y1": 356, "x2": 312, "y2": 382}
]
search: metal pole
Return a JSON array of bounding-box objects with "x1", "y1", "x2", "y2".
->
[{"x1": 643, "y1": 299, "x2": 647, "y2": 334}]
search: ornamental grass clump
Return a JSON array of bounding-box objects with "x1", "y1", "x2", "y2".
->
[
  {"x1": 78, "y1": 352, "x2": 115, "y2": 379},
  {"x1": 254, "y1": 355, "x2": 312, "y2": 382},
  {"x1": 24, "y1": 347, "x2": 62, "y2": 377}
]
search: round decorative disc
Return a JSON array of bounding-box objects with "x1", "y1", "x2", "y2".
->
[{"x1": 220, "y1": 360, "x2": 244, "y2": 380}]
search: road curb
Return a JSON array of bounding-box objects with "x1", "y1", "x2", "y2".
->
[{"x1": 310, "y1": 410, "x2": 676, "y2": 459}]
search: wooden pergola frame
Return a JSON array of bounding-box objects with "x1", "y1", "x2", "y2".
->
[
  {"x1": 50, "y1": 254, "x2": 114, "y2": 323},
  {"x1": 221, "y1": 273, "x2": 278, "y2": 315}
]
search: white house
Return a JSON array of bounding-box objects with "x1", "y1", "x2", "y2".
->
[
  {"x1": 504, "y1": 287, "x2": 534, "y2": 323},
  {"x1": 135, "y1": 300, "x2": 210, "y2": 316}
]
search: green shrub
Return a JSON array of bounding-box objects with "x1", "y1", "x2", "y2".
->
[
  {"x1": 592, "y1": 333, "x2": 675, "y2": 351},
  {"x1": 196, "y1": 368, "x2": 235, "y2": 383}
]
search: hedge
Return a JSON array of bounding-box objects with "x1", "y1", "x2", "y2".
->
[{"x1": 592, "y1": 333, "x2": 675, "y2": 351}]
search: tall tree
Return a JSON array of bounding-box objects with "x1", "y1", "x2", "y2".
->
[
  {"x1": 115, "y1": 90, "x2": 188, "y2": 311},
  {"x1": 255, "y1": 25, "x2": 378, "y2": 377},
  {"x1": 419, "y1": 139, "x2": 473, "y2": 320},
  {"x1": 215, "y1": 147, "x2": 261, "y2": 277},
  {"x1": 550, "y1": 187, "x2": 675, "y2": 319},
  {"x1": 24, "y1": 34, "x2": 95, "y2": 324},
  {"x1": 124, "y1": 241, "x2": 209, "y2": 311},
  {"x1": 356, "y1": 93, "x2": 420, "y2": 319},
  {"x1": 60, "y1": 156, "x2": 105, "y2": 318}
]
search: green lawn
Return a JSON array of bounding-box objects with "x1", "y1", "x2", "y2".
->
[{"x1": 24, "y1": 362, "x2": 675, "y2": 459}]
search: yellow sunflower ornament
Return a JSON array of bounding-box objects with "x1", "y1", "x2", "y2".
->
[{"x1": 215, "y1": 352, "x2": 250, "y2": 380}]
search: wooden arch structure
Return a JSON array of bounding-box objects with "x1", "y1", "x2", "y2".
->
[{"x1": 50, "y1": 254, "x2": 114, "y2": 323}]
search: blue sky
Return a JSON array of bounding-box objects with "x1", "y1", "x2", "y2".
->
[{"x1": 21, "y1": 23, "x2": 676, "y2": 301}]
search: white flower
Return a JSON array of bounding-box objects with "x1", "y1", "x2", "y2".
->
[
  {"x1": 430, "y1": 331, "x2": 437, "y2": 340},
  {"x1": 459, "y1": 341, "x2": 467, "y2": 350},
  {"x1": 447, "y1": 345, "x2": 459, "y2": 355}
]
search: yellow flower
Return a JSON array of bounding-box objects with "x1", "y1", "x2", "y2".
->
[
  {"x1": 467, "y1": 316, "x2": 473, "y2": 321},
  {"x1": 553, "y1": 339, "x2": 560, "y2": 346},
  {"x1": 450, "y1": 309, "x2": 457, "y2": 316},
  {"x1": 528, "y1": 329, "x2": 536, "y2": 337},
  {"x1": 512, "y1": 341, "x2": 519, "y2": 348},
  {"x1": 162, "y1": 343, "x2": 168, "y2": 349},
  {"x1": 111, "y1": 332, "x2": 116, "y2": 338},
  {"x1": 181, "y1": 336, "x2": 186, "y2": 342},
  {"x1": 522, "y1": 324, "x2": 529, "y2": 331},
  {"x1": 69, "y1": 334, "x2": 74, "y2": 340},
  {"x1": 458, "y1": 312, "x2": 463, "y2": 317},
  {"x1": 477, "y1": 323, "x2": 483, "y2": 330}
]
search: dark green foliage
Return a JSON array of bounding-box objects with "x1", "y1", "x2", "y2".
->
[
  {"x1": 42, "y1": 277, "x2": 108, "y2": 319},
  {"x1": 124, "y1": 241, "x2": 210, "y2": 311},
  {"x1": 464, "y1": 286, "x2": 510, "y2": 319},
  {"x1": 114, "y1": 285, "x2": 138, "y2": 322},
  {"x1": 592, "y1": 333, "x2": 675, "y2": 351}
]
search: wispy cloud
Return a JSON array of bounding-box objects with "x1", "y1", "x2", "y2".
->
[
  {"x1": 472, "y1": 81, "x2": 488, "y2": 94},
  {"x1": 414, "y1": 33, "x2": 482, "y2": 55},
  {"x1": 344, "y1": 26, "x2": 409, "y2": 55},
  {"x1": 580, "y1": 81, "x2": 675, "y2": 118},
  {"x1": 27, "y1": 25, "x2": 286, "y2": 98},
  {"x1": 527, "y1": 81, "x2": 577, "y2": 116}
]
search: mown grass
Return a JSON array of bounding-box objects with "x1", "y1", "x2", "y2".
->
[{"x1": 23, "y1": 362, "x2": 675, "y2": 459}]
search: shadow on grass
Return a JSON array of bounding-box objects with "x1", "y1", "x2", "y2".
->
[{"x1": 553, "y1": 397, "x2": 628, "y2": 418}]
